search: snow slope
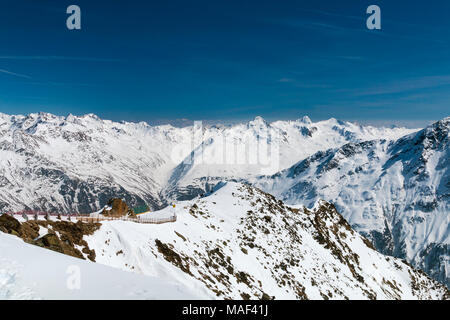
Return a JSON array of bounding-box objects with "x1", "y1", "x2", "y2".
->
[
  {"x1": 84, "y1": 183, "x2": 448, "y2": 300},
  {"x1": 0, "y1": 231, "x2": 198, "y2": 300},
  {"x1": 253, "y1": 117, "x2": 450, "y2": 287}
]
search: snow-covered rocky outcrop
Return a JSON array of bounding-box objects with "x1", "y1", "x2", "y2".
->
[
  {"x1": 253, "y1": 117, "x2": 450, "y2": 287},
  {"x1": 83, "y1": 183, "x2": 448, "y2": 300}
]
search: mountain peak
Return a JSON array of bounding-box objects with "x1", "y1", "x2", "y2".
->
[
  {"x1": 247, "y1": 116, "x2": 269, "y2": 128},
  {"x1": 432, "y1": 116, "x2": 450, "y2": 129},
  {"x1": 409, "y1": 116, "x2": 450, "y2": 150},
  {"x1": 253, "y1": 115, "x2": 266, "y2": 123},
  {"x1": 82, "y1": 113, "x2": 101, "y2": 120},
  {"x1": 297, "y1": 116, "x2": 312, "y2": 125}
]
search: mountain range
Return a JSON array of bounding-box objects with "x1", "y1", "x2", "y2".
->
[
  {"x1": 0, "y1": 112, "x2": 415, "y2": 212},
  {"x1": 0, "y1": 111, "x2": 448, "y2": 289}
]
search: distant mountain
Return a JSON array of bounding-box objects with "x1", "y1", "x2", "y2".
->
[
  {"x1": 0, "y1": 112, "x2": 190, "y2": 212},
  {"x1": 84, "y1": 182, "x2": 449, "y2": 300},
  {"x1": 0, "y1": 112, "x2": 414, "y2": 213},
  {"x1": 162, "y1": 115, "x2": 416, "y2": 201},
  {"x1": 252, "y1": 117, "x2": 450, "y2": 287}
]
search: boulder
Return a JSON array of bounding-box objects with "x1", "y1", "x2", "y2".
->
[
  {"x1": 102, "y1": 198, "x2": 135, "y2": 217},
  {"x1": 0, "y1": 214, "x2": 21, "y2": 234}
]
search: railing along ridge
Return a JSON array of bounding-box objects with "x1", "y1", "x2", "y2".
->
[{"x1": 3, "y1": 211, "x2": 177, "y2": 225}]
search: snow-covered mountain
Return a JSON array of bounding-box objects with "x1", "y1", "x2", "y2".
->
[
  {"x1": 82, "y1": 183, "x2": 448, "y2": 300},
  {"x1": 0, "y1": 112, "x2": 416, "y2": 213},
  {"x1": 253, "y1": 117, "x2": 450, "y2": 287},
  {"x1": 0, "y1": 112, "x2": 183, "y2": 212},
  {"x1": 162, "y1": 116, "x2": 416, "y2": 201}
]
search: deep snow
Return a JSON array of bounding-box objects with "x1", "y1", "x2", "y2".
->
[{"x1": 0, "y1": 231, "x2": 198, "y2": 299}]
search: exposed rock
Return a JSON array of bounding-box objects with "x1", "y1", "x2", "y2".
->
[
  {"x1": 0, "y1": 214, "x2": 21, "y2": 234},
  {"x1": 0, "y1": 214, "x2": 100, "y2": 262},
  {"x1": 102, "y1": 198, "x2": 136, "y2": 217}
]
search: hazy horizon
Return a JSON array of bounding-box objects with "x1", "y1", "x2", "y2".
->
[{"x1": 1, "y1": 109, "x2": 439, "y2": 129}]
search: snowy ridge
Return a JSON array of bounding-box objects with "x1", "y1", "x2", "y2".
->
[
  {"x1": 84, "y1": 183, "x2": 448, "y2": 300},
  {"x1": 252, "y1": 117, "x2": 450, "y2": 287}
]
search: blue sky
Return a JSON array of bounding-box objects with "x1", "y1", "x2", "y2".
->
[{"x1": 0, "y1": 0, "x2": 449, "y2": 126}]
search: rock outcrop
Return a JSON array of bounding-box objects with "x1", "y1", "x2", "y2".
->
[
  {"x1": 102, "y1": 198, "x2": 136, "y2": 218},
  {"x1": 0, "y1": 214, "x2": 100, "y2": 262}
]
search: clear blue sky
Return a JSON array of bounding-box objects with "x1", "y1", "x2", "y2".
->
[{"x1": 0, "y1": 0, "x2": 449, "y2": 125}]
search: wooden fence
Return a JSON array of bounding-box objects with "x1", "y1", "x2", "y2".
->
[
  {"x1": 3, "y1": 211, "x2": 177, "y2": 225},
  {"x1": 76, "y1": 215, "x2": 177, "y2": 225},
  {"x1": 3, "y1": 210, "x2": 76, "y2": 217}
]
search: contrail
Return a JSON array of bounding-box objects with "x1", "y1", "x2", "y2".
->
[{"x1": 0, "y1": 68, "x2": 31, "y2": 79}]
